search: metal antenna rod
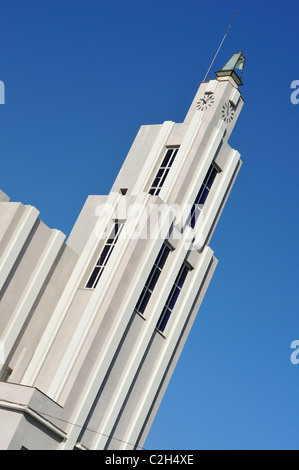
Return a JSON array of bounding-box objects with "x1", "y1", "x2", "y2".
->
[{"x1": 202, "y1": 11, "x2": 238, "y2": 82}]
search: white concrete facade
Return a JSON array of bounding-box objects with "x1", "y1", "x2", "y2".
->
[{"x1": 0, "y1": 70, "x2": 244, "y2": 450}]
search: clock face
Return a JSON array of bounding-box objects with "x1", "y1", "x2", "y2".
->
[
  {"x1": 197, "y1": 92, "x2": 215, "y2": 111},
  {"x1": 222, "y1": 102, "x2": 235, "y2": 123}
]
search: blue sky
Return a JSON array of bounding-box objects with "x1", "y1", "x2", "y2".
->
[{"x1": 1, "y1": 0, "x2": 299, "y2": 450}]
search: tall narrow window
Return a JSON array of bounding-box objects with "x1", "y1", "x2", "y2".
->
[
  {"x1": 134, "y1": 243, "x2": 171, "y2": 316},
  {"x1": 156, "y1": 263, "x2": 190, "y2": 333},
  {"x1": 86, "y1": 222, "x2": 124, "y2": 289},
  {"x1": 189, "y1": 164, "x2": 218, "y2": 229},
  {"x1": 149, "y1": 148, "x2": 179, "y2": 196}
]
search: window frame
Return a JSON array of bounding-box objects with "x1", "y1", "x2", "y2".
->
[
  {"x1": 134, "y1": 242, "x2": 172, "y2": 317},
  {"x1": 188, "y1": 163, "x2": 219, "y2": 229},
  {"x1": 85, "y1": 221, "x2": 125, "y2": 290},
  {"x1": 156, "y1": 262, "x2": 191, "y2": 333},
  {"x1": 149, "y1": 147, "x2": 179, "y2": 196}
]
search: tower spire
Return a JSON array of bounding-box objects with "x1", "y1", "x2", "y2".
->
[{"x1": 215, "y1": 51, "x2": 245, "y2": 86}]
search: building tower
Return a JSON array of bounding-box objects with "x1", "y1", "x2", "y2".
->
[{"x1": 0, "y1": 53, "x2": 245, "y2": 450}]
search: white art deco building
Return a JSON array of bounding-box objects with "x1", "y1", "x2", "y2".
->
[{"x1": 0, "y1": 53, "x2": 245, "y2": 450}]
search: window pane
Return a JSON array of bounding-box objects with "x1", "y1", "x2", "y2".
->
[
  {"x1": 86, "y1": 222, "x2": 124, "y2": 289},
  {"x1": 147, "y1": 268, "x2": 161, "y2": 292},
  {"x1": 169, "y1": 149, "x2": 178, "y2": 166},
  {"x1": 161, "y1": 149, "x2": 173, "y2": 167},
  {"x1": 107, "y1": 235, "x2": 115, "y2": 244},
  {"x1": 149, "y1": 148, "x2": 179, "y2": 196},
  {"x1": 197, "y1": 187, "x2": 209, "y2": 205},
  {"x1": 206, "y1": 167, "x2": 218, "y2": 189},
  {"x1": 177, "y1": 265, "x2": 189, "y2": 288},
  {"x1": 189, "y1": 208, "x2": 196, "y2": 229},
  {"x1": 156, "y1": 263, "x2": 190, "y2": 332},
  {"x1": 109, "y1": 222, "x2": 124, "y2": 243},
  {"x1": 94, "y1": 268, "x2": 104, "y2": 288},
  {"x1": 189, "y1": 204, "x2": 201, "y2": 228},
  {"x1": 168, "y1": 286, "x2": 180, "y2": 310},
  {"x1": 203, "y1": 165, "x2": 213, "y2": 185},
  {"x1": 134, "y1": 243, "x2": 171, "y2": 316},
  {"x1": 86, "y1": 267, "x2": 101, "y2": 289},
  {"x1": 189, "y1": 165, "x2": 218, "y2": 228},
  {"x1": 98, "y1": 244, "x2": 111, "y2": 265},
  {"x1": 102, "y1": 245, "x2": 115, "y2": 266},
  {"x1": 160, "y1": 168, "x2": 170, "y2": 186},
  {"x1": 114, "y1": 222, "x2": 123, "y2": 237},
  {"x1": 157, "y1": 308, "x2": 172, "y2": 333},
  {"x1": 136, "y1": 289, "x2": 151, "y2": 315},
  {"x1": 151, "y1": 177, "x2": 161, "y2": 189},
  {"x1": 157, "y1": 245, "x2": 171, "y2": 269}
]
